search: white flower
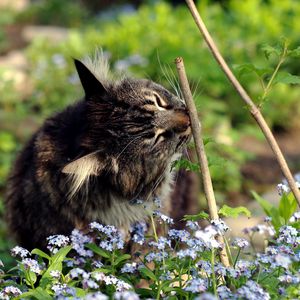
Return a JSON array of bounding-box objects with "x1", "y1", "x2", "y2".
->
[
  {"x1": 11, "y1": 246, "x2": 30, "y2": 258},
  {"x1": 22, "y1": 258, "x2": 42, "y2": 274}
]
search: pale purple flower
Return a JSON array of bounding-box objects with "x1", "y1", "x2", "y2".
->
[
  {"x1": 149, "y1": 237, "x2": 171, "y2": 250},
  {"x1": 195, "y1": 293, "x2": 217, "y2": 300},
  {"x1": 211, "y1": 219, "x2": 229, "y2": 234},
  {"x1": 84, "y1": 292, "x2": 108, "y2": 300},
  {"x1": 71, "y1": 229, "x2": 93, "y2": 257},
  {"x1": 277, "y1": 183, "x2": 290, "y2": 195},
  {"x1": 121, "y1": 262, "x2": 138, "y2": 274},
  {"x1": 22, "y1": 258, "x2": 42, "y2": 274},
  {"x1": 0, "y1": 286, "x2": 22, "y2": 298},
  {"x1": 145, "y1": 251, "x2": 168, "y2": 263},
  {"x1": 236, "y1": 280, "x2": 270, "y2": 300},
  {"x1": 184, "y1": 278, "x2": 208, "y2": 293},
  {"x1": 232, "y1": 238, "x2": 249, "y2": 249},
  {"x1": 51, "y1": 283, "x2": 76, "y2": 297},
  {"x1": 114, "y1": 291, "x2": 139, "y2": 300},
  {"x1": 195, "y1": 226, "x2": 222, "y2": 249},
  {"x1": 168, "y1": 229, "x2": 190, "y2": 242},
  {"x1": 278, "y1": 274, "x2": 300, "y2": 284},
  {"x1": 177, "y1": 249, "x2": 197, "y2": 259},
  {"x1": 47, "y1": 234, "x2": 69, "y2": 253},
  {"x1": 273, "y1": 254, "x2": 292, "y2": 269},
  {"x1": 50, "y1": 270, "x2": 61, "y2": 279},
  {"x1": 153, "y1": 211, "x2": 174, "y2": 224},
  {"x1": 69, "y1": 267, "x2": 89, "y2": 279},
  {"x1": 130, "y1": 221, "x2": 147, "y2": 245},
  {"x1": 217, "y1": 285, "x2": 233, "y2": 299},
  {"x1": 186, "y1": 220, "x2": 200, "y2": 231},
  {"x1": 11, "y1": 246, "x2": 30, "y2": 258},
  {"x1": 116, "y1": 280, "x2": 132, "y2": 292},
  {"x1": 82, "y1": 279, "x2": 99, "y2": 289},
  {"x1": 289, "y1": 211, "x2": 300, "y2": 222}
]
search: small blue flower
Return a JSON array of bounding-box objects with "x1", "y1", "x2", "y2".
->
[
  {"x1": 130, "y1": 221, "x2": 147, "y2": 245},
  {"x1": 11, "y1": 246, "x2": 30, "y2": 258},
  {"x1": 47, "y1": 234, "x2": 69, "y2": 253},
  {"x1": 121, "y1": 262, "x2": 138, "y2": 274},
  {"x1": 114, "y1": 291, "x2": 139, "y2": 300},
  {"x1": 184, "y1": 278, "x2": 208, "y2": 293},
  {"x1": 236, "y1": 280, "x2": 270, "y2": 300},
  {"x1": 232, "y1": 238, "x2": 249, "y2": 249}
]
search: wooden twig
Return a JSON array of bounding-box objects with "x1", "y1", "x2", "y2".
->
[
  {"x1": 185, "y1": 0, "x2": 300, "y2": 207},
  {"x1": 175, "y1": 57, "x2": 230, "y2": 267}
]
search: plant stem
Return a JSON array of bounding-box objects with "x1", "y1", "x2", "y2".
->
[
  {"x1": 233, "y1": 248, "x2": 241, "y2": 268},
  {"x1": 185, "y1": 0, "x2": 300, "y2": 207},
  {"x1": 262, "y1": 45, "x2": 287, "y2": 100},
  {"x1": 211, "y1": 248, "x2": 217, "y2": 296},
  {"x1": 175, "y1": 57, "x2": 230, "y2": 267},
  {"x1": 150, "y1": 214, "x2": 158, "y2": 243}
]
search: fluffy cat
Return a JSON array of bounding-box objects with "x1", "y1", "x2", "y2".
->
[{"x1": 5, "y1": 53, "x2": 191, "y2": 250}]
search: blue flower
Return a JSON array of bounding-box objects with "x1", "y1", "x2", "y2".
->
[
  {"x1": 71, "y1": 229, "x2": 93, "y2": 258},
  {"x1": 47, "y1": 234, "x2": 69, "y2": 253},
  {"x1": 11, "y1": 246, "x2": 30, "y2": 258},
  {"x1": 130, "y1": 222, "x2": 147, "y2": 245},
  {"x1": 232, "y1": 238, "x2": 249, "y2": 249},
  {"x1": 184, "y1": 278, "x2": 208, "y2": 293},
  {"x1": 121, "y1": 262, "x2": 138, "y2": 274},
  {"x1": 236, "y1": 280, "x2": 270, "y2": 300}
]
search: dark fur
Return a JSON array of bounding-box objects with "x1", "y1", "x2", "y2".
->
[{"x1": 5, "y1": 58, "x2": 191, "y2": 250}]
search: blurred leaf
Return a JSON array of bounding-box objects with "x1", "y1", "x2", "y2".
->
[
  {"x1": 113, "y1": 253, "x2": 131, "y2": 267},
  {"x1": 183, "y1": 211, "x2": 210, "y2": 221},
  {"x1": 86, "y1": 243, "x2": 110, "y2": 259},
  {"x1": 287, "y1": 46, "x2": 300, "y2": 57},
  {"x1": 219, "y1": 204, "x2": 251, "y2": 218},
  {"x1": 139, "y1": 267, "x2": 157, "y2": 281},
  {"x1": 252, "y1": 191, "x2": 282, "y2": 230},
  {"x1": 0, "y1": 132, "x2": 16, "y2": 152},
  {"x1": 261, "y1": 44, "x2": 282, "y2": 59},
  {"x1": 31, "y1": 249, "x2": 51, "y2": 261},
  {"x1": 171, "y1": 159, "x2": 199, "y2": 172},
  {"x1": 278, "y1": 193, "x2": 298, "y2": 223},
  {"x1": 234, "y1": 63, "x2": 272, "y2": 78},
  {"x1": 274, "y1": 72, "x2": 300, "y2": 84},
  {"x1": 18, "y1": 287, "x2": 52, "y2": 300}
]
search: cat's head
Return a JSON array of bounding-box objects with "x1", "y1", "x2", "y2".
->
[{"x1": 63, "y1": 54, "x2": 191, "y2": 199}]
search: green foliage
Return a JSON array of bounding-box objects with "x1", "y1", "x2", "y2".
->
[
  {"x1": 252, "y1": 191, "x2": 298, "y2": 231},
  {"x1": 218, "y1": 204, "x2": 251, "y2": 218}
]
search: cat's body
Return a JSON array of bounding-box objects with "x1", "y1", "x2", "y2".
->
[{"x1": 5, "y1": 54, "x2": 191, "y2": 250}]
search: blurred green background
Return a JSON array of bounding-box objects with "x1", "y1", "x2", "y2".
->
[{"x1": 1, "y1": 0, "x2": 300, "y2": 262}]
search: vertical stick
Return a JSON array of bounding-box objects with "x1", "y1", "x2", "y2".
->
[
  {"x1": 184, "y1": 0, "x2": 300, "y2": 207},
  {"x1": 175, "y1": 57, "x2": 230, "y2": 267}
]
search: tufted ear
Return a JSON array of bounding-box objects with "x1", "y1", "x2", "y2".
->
[
  {"x1": 62, "y1": 151, "x2": 103, "y2": 197},
  {"x1": 74, "y1": 59, "x2": 106, "y2": 99}
]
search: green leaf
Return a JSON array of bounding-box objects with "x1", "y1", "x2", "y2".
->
[
  {"x1": 31, "y1": 249, "x2": 51, "y2": 261},
  {"x1": 278, "y1": 193, "x2": 298, "y2": 223},
  {"x1": 234, "y1": 63, "x2": 272, "y2": 78},
  {"x1": 274, "y1": 72, "x2": 300, "y2": 85},
  {"x1": 287, "y1": 46, "x2": 300, "y2": 57},
  {"x1": 40, "y1": 245, "x2": 72, "y2": 288},
  {"x1": 86, "y1": 243, "x2": 110, "y2": 259},
  {"x1": 18, "y1": 287, "x2": 52, "y2": 300},
  {"x1": 171, "y1": 158, "x2": 199, "y2": 172},
  {"x1": 135, "y1": 288, "x2": 155, "y2": 298},
  {"x1": 218, "y1": 204, "x2": 251, "y2": 218},
  {"x1": 251, "y1": 191, "x2": 282, "y2": 230},
  {"x1": 113, "y1": 254, "x2": 131, "y2": 266},
  {"x1": 261, "y1": 44, "x2": 282, "y2": 59},
  {"x1": 25, "y1": 271, "x2": 37, "y2": 286},
  {"x1": 139, "y1": 267, "x2": 157, "y2": 281},
  {"x1": 183, "y1": 211, "x2": 209, "y2": 221}
]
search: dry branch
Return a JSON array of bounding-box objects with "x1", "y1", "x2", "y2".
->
[
  {"x1": 175, "y1": 57, "x2": 230, "y2": 267},
  {"x1": 185, "y1": 0, "x2": 300, "y2": 207}
]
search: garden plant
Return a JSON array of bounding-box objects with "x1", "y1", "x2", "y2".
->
[{"x1": 1, "y1": 0, "x2": 300, "y2": 299}]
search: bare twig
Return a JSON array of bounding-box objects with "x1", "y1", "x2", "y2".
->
[
  {"x1": 175, "y1": 57, "x2": 230, "y2": 267},
  {"x1": 185, "y1": 0, "x2": 300, "y2": 207}
]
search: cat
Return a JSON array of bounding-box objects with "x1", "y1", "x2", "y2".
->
[{"x1": 5, "y1": 53, "x2": 191, "y2": 250}]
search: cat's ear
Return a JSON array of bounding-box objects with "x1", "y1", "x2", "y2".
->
[
  {"x1": 74, "y1": 59, "x2": 106, "y2": 99},
  {"x1": 62, "y1": 151, "x2": 104, "y2": 196}
]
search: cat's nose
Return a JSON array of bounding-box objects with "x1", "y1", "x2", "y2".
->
[{"x1": 173, "y1": 108, "x2": 191, "y2": 133}]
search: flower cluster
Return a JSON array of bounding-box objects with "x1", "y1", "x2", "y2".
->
[{"x1": 1, "y1": 203, "x2": 299, "y2": 299}]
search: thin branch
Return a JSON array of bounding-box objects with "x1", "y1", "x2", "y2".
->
[
  {"x1": 175, "y1": 57, "x2": 230, "y2": 267},
  {"x1": 185, "y1": 0, "x2": 300, "y2": 207}
]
